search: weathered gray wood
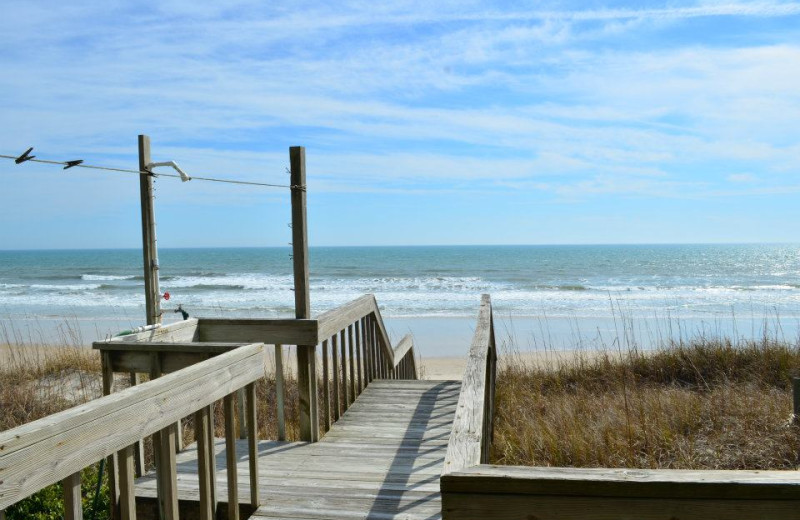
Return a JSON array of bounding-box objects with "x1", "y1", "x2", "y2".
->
[
  {"x1": 316, "y1": 295, "x2": 374, "y2": 342},
  {"x1": 95, "y1": 340, "x2": 244, "y2": 353},
  {"x1": 96, "y1": 319, "x2": 199, "y2": 346},
  {"x1": 441, "y1": 493, "x2": 800, "y2": 520},
  {"x1": 392, "y1": 335, "x2": 414, "y2": 365},
  {"x1": 441, "y1": 464, "x2": 800, "y2": 500},
  {"x1": 149, "y1": 354, "x2": 165, "y2": 520},
  {"x1": 197, "y1": 319, "x2": 317, "y2": 346},
  {"x1": 309, "y1": 347, "x2": 319, "y2": 439},
  {"x1": 237, "y1": 388, "x2": 246, "y2": 440},
  {"x1": 0, "y1": 343, "x2": 266, "y2": 509},
  {"x1": 288, "y1": 145, "x2": 314, "y2": 441},
  {"x1": 117, "y1": 446, "x2": 136, "y2": 520},
  {"x1": 128, "y1": 373, "x2": 146, "y2": 477},
  {"x1": 362, "y1": 317, "x2": 371, "y2": 384},
  {"x1": 340, "y1": 329, "x2": 349, "y2": 408},
  {"x1": 332, "y1": 333, "x2": 340, "y2": 421},
  {"x1": 101, "y1": 351, "x2": 120, "y2": 520},
  {"x1": 133, "y1": 380, "x2": 461, "y2": 520},
  {"x1": 275, "y1": 344, "x2": 286, "y2": 441},
  {"x1": 194, "y1": 407, "x2": 214, "y2": 520},
  {"x1": 63, "y1": 470, "x2": 83, "y2": 520},
  {"x1": 354, "y1": 320, "x2": 363, "y2": 394},
  {"x1": 245, "y1": 382, "x2": 260, "y2": 508},
  {"x1": 322, "y1": 339, "x2": 331, "y2": 432},
  {"x1": 348, "y1": 324, "x2": 356, "y2": 404},
  {"x1": 442, "y1": 294, "x2": 493, "y2": 476},
  {"x1": 158, "y1": 424, "x2": 179, "y2": 520},
  {"x1": 224, "y1": 394, "x2": 240, "y2": 520},
  {"x1": 207, "y1": 403, "x2": 218, "y2": 514},
  {"x1": 296, "y1": 345, "x2": 317, "y2": 442},
  {"x1": 138, "y1": 134, "x2": 161, "y2": 328},
  {"x1": 290, "y1": 145, "x2": 310, "y2": 320}
]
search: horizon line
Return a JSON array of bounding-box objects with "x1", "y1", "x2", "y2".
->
[{"x1": 1, "y1": 241, "x2": 798, "y2": 252}]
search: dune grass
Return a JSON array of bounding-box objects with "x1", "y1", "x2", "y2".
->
[{"x1": 491, "y1": 337, "x2": 800, "y2": 470}]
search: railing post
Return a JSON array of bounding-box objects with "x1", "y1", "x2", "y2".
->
[
  {"x1": 290, "y1": 145, "x2": 318, "y2": 442},
  {"x1": 362, "y1": 317, "x2": 372, "y2": 383},
  {"x1": 118, "y1": 446, "x2": 136, "y2": 520},
  {"x1": 332, "y1": 334, "x2": 341, "y2": 420},
  {"x1": 129, "y1": 372, "x2": 146, "y2": 477},
  {"x1": 223, "y1": 394, "x2": 240, "y2": 520},
  {"x1": 101, "y1": 352, "x2": 121, "y2": 520},
  {"x1": 340, "y1": 329, "x2": 349, "y2": 408},
  {"x1": 322, "y1": 339, "x2": 331, "y2": 431},
  {"x1": 348, "y1": 324, "x2": 356, "y2": 403},
  {"x1": 354, "y1": 320, "x2": 363, "y2": 393},
  {"x1": 195, "y1": 406, "x2": 214, "y2": 520},
  {"x1": 275, "y1": 344, "x2": 286, "y2": 441},
  {"x1": 245, "y1": 383, "x2": 260, "y2": 509},
  {"x1": 62, "y1": 471, "x2": 83, "y2": 520}
]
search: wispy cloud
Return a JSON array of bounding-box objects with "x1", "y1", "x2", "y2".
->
[{"x1": 1, "y1": 1, "x2": 799, "y2": 245}]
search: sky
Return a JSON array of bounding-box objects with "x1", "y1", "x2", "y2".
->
[{"x1": 0, "y1": 0, "x2": 799, "y2": 249}]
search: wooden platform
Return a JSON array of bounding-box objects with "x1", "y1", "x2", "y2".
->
[{"x1": 134, "y1": 379, "x2": 461, "y2": 519}]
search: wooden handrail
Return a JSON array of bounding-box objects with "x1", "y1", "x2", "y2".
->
[
  {"x1": 442, "y1": 294, "x2": 497, "y2": 476},
  {"x1": 0, "y1": 342, "x2": 267, "y2": 517},
  {"x1": 316, "y1": 294, "x2": 397, "y2": 364},
  {"x1": 315, "y1": 295, "x2": 418, "y2": 435},
  {"x1": 93, "y1": 294, "x2": 417, "y2": 445},
  {"x1": 392, "y1": 334, "x2": 414, "y2": 361}
]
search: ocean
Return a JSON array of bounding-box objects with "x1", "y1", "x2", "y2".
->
[{"x1": 1, "y1": 244, "x2": 799, "y2": 355}]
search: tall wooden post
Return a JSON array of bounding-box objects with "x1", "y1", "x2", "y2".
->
[
  {"x1": 291, "y1": 146, "x2": 318, "y2": 442},
  {"x1": 138, "y1": 135, "x2": 161, "y2": 326}
]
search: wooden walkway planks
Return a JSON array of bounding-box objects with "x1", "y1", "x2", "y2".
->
[{"x1": 134, "y1": 379, "x2": 461, "y2": 520}]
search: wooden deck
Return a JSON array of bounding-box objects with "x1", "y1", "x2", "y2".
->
[{"x1": 135, "y1": 379, "x2": 461, "y2": 519}]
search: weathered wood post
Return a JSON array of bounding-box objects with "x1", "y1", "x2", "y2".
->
[
  {"x1": 793, "y1": 377, "x2": 800, "y2": 424},
  {"x1": 291, "y1": 146, "x2": 318, "y2": 442},
  {"x1": 139, "y1": 134, "x2": 162, "y2": 328}
]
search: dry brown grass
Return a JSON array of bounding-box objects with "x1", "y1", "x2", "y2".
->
[
  {"x1": 0, "y1": 344, "x2": 103, "y2": 430},
  {"x1": 492, "y1": 338, "x2": 800, "y2": 470}
]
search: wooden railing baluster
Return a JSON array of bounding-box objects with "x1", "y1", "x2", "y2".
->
[
  {"x1": 63, "y1": 471, "x2": 83, "y2": 520},
  {"x1": 348, "y1": 324, "x2": 356, "y2": 404},
  {"x1": 332, "y1": 333, "x2": 340, "y2": 420},
  {"x1": 195, "y1": 406, "x2": 214, "y2": 520},
  {"x1": 275, "y1": 344, "x2": 286, "y2": 441},
  {"x1": 118, "y1": 446, "x2": 136, "y2": 520},
  {"x1": 340, "y1": 329, "x2": 349, "y2": 410},
  {"x1": 223, "y1": 393, "x2": 240, "y2": 520},
  {"x1": 245, "y1": 382, "x2": 260, "y2": 509},
  {"x1": 158, "y1": 423, "x2": 179, "y2": 520},
  {"x1": 355, "y1": 320, "x2": 363, "y2": 393},
  {"x1": 322, "y1": 338, "x2": 331, "y2": 432},
  {"x1": 207, "y1": 403, "x2": 218, "y2": 514}
]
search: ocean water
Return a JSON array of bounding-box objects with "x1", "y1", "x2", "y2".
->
[{"x1": 1, "y1": 244, "x2": 799, "y2": 351}]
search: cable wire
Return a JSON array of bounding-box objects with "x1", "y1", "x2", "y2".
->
[{"x1": 0, "y1": 153, "x2": 302, "y2": 189}]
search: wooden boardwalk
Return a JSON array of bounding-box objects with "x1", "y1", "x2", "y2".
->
[{"x1": 135, "y1": 379, "x2": 461, "y2": 519}]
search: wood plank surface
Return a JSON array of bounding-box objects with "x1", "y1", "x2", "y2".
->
[{"x1": 134, "y1": 380, "x2": 461, "y2": 520}]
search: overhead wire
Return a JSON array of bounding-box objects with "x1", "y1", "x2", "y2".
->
[{"x1": 0, "y1": 153, "x2": 303, "y2": 190}]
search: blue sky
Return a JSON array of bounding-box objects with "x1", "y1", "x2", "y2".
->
[{"x1": 1, "y1": 1, "x2": 799, "y2": 249}]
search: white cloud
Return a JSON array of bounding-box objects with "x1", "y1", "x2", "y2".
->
[{"x1": 727, "y1": 173, "x2": 758, "y2": 183}]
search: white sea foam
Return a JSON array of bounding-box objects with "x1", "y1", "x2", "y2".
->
[
  {"x1": 82, "y1": 274, "x2": 136, "y2": 281},
  {"x1": 30, "y1": 283, "x2": 104, "y2": 291}
]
